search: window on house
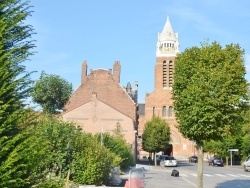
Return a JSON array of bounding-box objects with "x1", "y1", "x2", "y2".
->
[
  {"x1": 153, "y1": 107, "x2": 155, "y2": 117},
  {"x1": 162, "y1": 106, "x2": 166, "y2": 117}
]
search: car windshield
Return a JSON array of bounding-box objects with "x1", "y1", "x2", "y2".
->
[{"x1": 164, "y1": 156, "x2": 175, "y2": 160}]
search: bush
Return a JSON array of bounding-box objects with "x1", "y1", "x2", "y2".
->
[{"x1": 71, "y1": 141, "x2": 113, "y2": 186}]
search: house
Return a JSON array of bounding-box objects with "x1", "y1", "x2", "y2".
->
[{"x1": 62, "y1": 61, "x2": 138, "y2": 160}]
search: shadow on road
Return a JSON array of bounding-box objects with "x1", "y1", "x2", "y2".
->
[{"x1": 216, "y1": 179, "x2": 250, "y2": 188}]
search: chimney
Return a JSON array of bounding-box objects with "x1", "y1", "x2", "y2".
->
[
  {"x1": 113, "y1": 61, "x2": 121, "y2": 83},
  {"x1": 81, "y1": 61, "x2": 88, "y2": 84}
]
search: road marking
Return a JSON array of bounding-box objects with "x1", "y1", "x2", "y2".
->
[
  {"x1": 180, "y1": 174, "x2": 188, "y2": 177},
  {"x1": 180, "y1": 177, "x2": 197, "y2": 187},
  {"x1": 226, "y1": 174, "x2": 239, "y2": 177},
  {"x1": 177, "y1": 173, "x2": 250, "y2": 178},
  {"x1": 203, "y1": 174, "x2": 213, "y2": 177},
  {"x1": 237, "y1": 174, "x2": 250, "y2": 177},
  {"x1": 214, "y1": 174, "x2": 227, "y2": 177}
]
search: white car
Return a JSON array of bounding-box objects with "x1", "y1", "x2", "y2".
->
[
  {"x1": 160, "y1": 156, "x2": 177, "y2": 167},
  {"x1": 243, "y1": 155, "x2": 250, "y2": 172}
]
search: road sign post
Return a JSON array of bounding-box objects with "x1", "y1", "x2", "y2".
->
[{"x1": 228, "y1": 149, "x2": 238, "y2": 166}]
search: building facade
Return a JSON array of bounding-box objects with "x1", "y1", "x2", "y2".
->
[
  {"x1": 62, "y1": 61, "x2": 138, "y2": 160},
  {"x1": 62, "y1": 17, "x2": 196, "y2": 161},
  {"x1": 137, "y1": 17, "x2": 196, "y2": 159}
]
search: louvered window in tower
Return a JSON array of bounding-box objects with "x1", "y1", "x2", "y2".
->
[
  {"x1": 169, "y1": 61, "x2": 173, "y2": 87},
  {"x1": 162, "y1": 106, "x2": 166, "y2": 118},
  {"x1": 169, "y1": 106, "x2": 173, "y2": 117},
  {"x1": 163, "y1": 61, "x2": 167, "y2": 87}
]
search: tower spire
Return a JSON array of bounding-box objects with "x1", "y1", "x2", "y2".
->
[{"x1": 156, "y1": 17, "x2": 179, "y2": 57}]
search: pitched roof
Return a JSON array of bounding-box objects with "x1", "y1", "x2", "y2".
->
[{"x1": 63, "y1": 69, "x2": 136, "y2": 120}]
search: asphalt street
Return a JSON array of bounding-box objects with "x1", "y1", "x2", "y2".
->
[{"x1": 120, "y1": 160, "x2": 250, "y2": 188}]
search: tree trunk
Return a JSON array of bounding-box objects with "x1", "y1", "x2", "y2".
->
[
  {"x1": 154, "y1": 152, "x2": 157, "y2": 166},
  {"x1": 197, "y1": 143, "x2": 203, "y2": 188}
]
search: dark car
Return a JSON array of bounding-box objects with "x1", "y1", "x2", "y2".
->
[
  {"x1": 189, "y1": 156, "x2": 198, "y2": 163},
  {"x1": 208, "y1": 157, "x2": 224, "y2": 167}
]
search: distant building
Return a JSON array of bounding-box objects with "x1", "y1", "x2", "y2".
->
[
  {"x1": 62, "y1": 17, "x2": 196, "y2": 161},
  {"x1": 137, "y1": 17, "x2": 196, "y2": 159},
  {"x1": 62, "y1": 61, "x2": 138, "y2": 160}
]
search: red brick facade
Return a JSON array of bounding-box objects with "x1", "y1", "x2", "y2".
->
[
  {"x1": 62, "y1": 18, "x2": 196, "y2": 161},
  {"x1": 62, "y1": 61, "x2": 138, "y2": 160},
  {"x1": 137, "y1": 18, "x2": 196, "y2": 160}
]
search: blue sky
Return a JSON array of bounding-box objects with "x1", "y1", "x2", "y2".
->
[{"x1": 26, "y1": 0, "x2": 250, "y2": 103}]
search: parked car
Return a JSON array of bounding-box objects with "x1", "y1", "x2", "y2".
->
[
  {"x1": 189, "y1": 156, "x2": 198, "y2": 163},
  {"x1": 243, "y1": 155, "x2": 250, "y2": 172},
  {"x1": 208, "y1": 157, "x2": 224, "y2": 167},
  {"x1": 156, "y1": 155, "x2": 167, "y2": 165},
  {"x1": 160, "y1": 156, "x2": 177, "y2": 167}
]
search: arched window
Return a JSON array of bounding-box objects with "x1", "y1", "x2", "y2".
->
[
  {"x1": 162, "y1": 106, "x2": 166, "y2": 118},
  {"x1": 169, "y1": 106, "x2": 173, "y2": 117}
]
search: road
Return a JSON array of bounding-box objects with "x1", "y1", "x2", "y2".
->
[{"x1": 134, "y1": 160, "x2": 250, "y2": 188}]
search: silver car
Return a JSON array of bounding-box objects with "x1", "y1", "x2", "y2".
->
[
  {"x1": 160, "y1": 156, "x2": 177, "y2": 167},
  {"x1": 244, "y1": 155, "x2": 250, "y2": 172}
]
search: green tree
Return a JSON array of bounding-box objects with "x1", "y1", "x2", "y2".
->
[
  {"x1": 0, "y1": 0, "x2": 37, "y2": 186},
  {"x1": 31, "y1": 71, "x2": 73, "y2": 114},
  {"x1": 71, "y1": 140, "x2": 113, "y2": 186},
  {"x1": 204, "y1": 136, "x2": 243, "y2": 165},
  {"x1": 33, "y1": 115, "x2": 83, "y2": 179},
  {"x1": 172, "y1": 41, "x2": 248, "y2": 188},
  {"x1": 240, "y1": 86, "x2": 250, "y2": 158},
  {"x1": 142, "y1": 116, "x2": 171, "y2": 166},
  {"x1": 112, "y1": 122, "x2": 125, "y2": 139},
  {"x1": 100, "y1": 132, "x2": 134, "y2": 169}
]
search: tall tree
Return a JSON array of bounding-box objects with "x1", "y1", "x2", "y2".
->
[
  {"x1": 30, "y1": 71, "x2": 73, "y2": 114},
  {"x1": 172, "y1": 41, "x2": 248, "y2": 188},
  {"x1": 0, "y1": 0, "x2": 36, "y2": 186},
  {"x1": 142, "y1": 116, "x2": 171, "y2": 166}
]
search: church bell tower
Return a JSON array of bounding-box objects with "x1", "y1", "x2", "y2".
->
[{"x1": 155, "y1": 16, "x2": 179, "y2": 90}]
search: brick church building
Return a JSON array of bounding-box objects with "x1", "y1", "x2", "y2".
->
[
  {"x1": 62, "y1": 17, "x2": 196, "y2": 161},
  {"x1": 137, "y1": 17, "x2": 195, "y2": 160}
]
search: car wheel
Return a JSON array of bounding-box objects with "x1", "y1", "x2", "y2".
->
[{"x1": 244, "y1": 165, "x2": 248, "y2": 172}]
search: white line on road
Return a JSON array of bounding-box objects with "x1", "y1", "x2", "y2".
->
[
  {"x1": 203, "y1": 174, "x2": 213, "y2": 177},
  {"x1": 237, "y1": 174, "x2": 250, "y2": 177},
  {"x1": 180, "y1": 177, "x2": 196, "y2": 187},
  {"x1": 226, "y1": 174, "x2": 240, "y2": 177},
  {"x1": 214, "y1": 174, "x2": 227, "y2": 177}
]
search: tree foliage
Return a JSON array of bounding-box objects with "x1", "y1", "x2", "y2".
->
[
  {"x1": 33, "y1": 115, "x2": 83, "y2": 179},
  {"x1": 71, "y1": 139, "x2": 114, "y2": 186},
  {"x1": 172, "y1": 41, "x2": 248, "y2": 144},
  {"x1": 99, "y1": 132, "x2": 134, "y2": 169},
  {"x1": 0, "y1": 0, "x2": 36, "y2": 186},
  {"x1": 172, "y1": 41, "x2": 248, "y2": 188},
  {"x1": 142, "y1": 116, "x2": 171, "y2": 160},
  {"x1": 30, "y1": 71, "x2": 73, "y2": 114}
]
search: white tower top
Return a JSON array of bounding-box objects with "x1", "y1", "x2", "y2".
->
[{"x1": 156, "y1": 17, "x2": 180, "y2": 57}]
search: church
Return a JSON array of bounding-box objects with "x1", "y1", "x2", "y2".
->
[
  {"x1": 62, "y1": 17, "x2": 195, "y2": 160},
  {"x1": 137, "y1": 17, "x2": 195, "y2": 159}
]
